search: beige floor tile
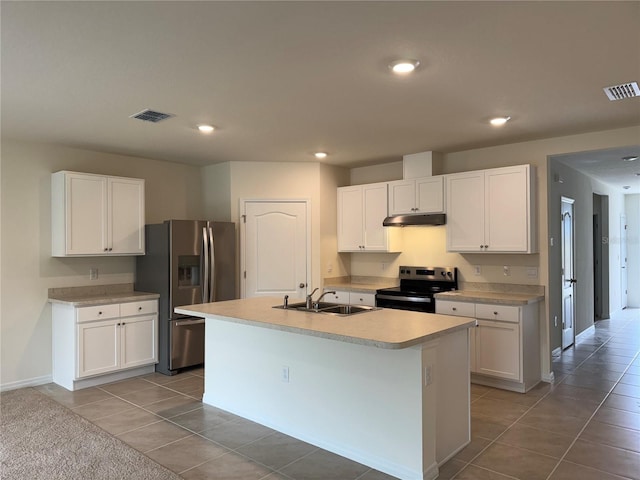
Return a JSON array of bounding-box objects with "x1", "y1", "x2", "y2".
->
[
  {"x1": 435, "y1": 459, "x2": 467, "y2": 480},
  {"x1": 548, "y1": 460, "x2": 630, "y2": 480},
  {"x1": 142, "y1": 372, "x2": 189, "y2": 385},
  {"x1": 357, "y1": 469, "x2": 398, "y2": 480},
  {"x1": 548, "y1": 383, "x2": 608, "y2": 403},
  {"x1": 200, "y1": 418, "x2": 275, "y2": 449},
  {"x1": 621, "y1": 373, "x2": 640, "y2": 387},
  {"x1": 564, "y1": 439, "x2": 640, "y2": 479},
  {"x1": 471, "y1": 442, "x2": 558, "y2": 480},
  {"x1": 453, "y1": 436, "x2": 492, "y2": 462},
  {"x1": 612, "y1": 382, "x2": 640, "y2": 399},
  {"x1": 98, "y1": 377, "x2": 156, "y2": 395},
  {"x1": 180, "y1": 451, "x2": 274, "y2": 480},
  {"x1": 117, "y1": 419, "x2": 192, "y2": 452},
  {"x1": 169, "y1": 405, "x2": 240, "y2": 433},
  {"x1": 604, "y1": 393, "x2": 640, "y2": 413},
  {"x1": 118, "y1": 385, "x2": 182, "y2": 406},
  {"x1": 519, "y1": 408, "x2": 588, "y2": 436},
  {"x1": 46, "y1": 386, "x2": 113, "y2": 408},
  {"x1": 143, "y1": 394, "x2": 202, "y2": 419},
  {"x1": 471, "y1": 397, "x2": 530, "y2": 423},
  {"x1": 470, "y1": 384, "x2": 493, "y2": 396},
  {"x1": 237, "y1": 431, "x2": 318, "y2": 470},
  {"x1": 580, "y1": 419, "x2": 640, "y2": 452},
  {"x1": 482, "y1": 387, "x2": 544, "y2": 407},
  {"x1": 559, "y1": 374, "x2": 617, "y2": 393},
  {"x1": 71, "y1": 395, "x2": 134, "y2": 420},
  {"x1": 470, "y1": 414, "x2": 513, "y2": 440},
  {"x1": 496, "y1": 422, "x2": 574, "y2": 458},
  {"x1": 145, "y1": 433, "x2": 230, "y2": 474},
  {"x1": 279, "y1": 448, "x2": 370, "y2": 480},
  {"x1": 593, "y1": 406, "x2": 640, "y2": 431},
  {"x1": 163, "y1": 375, "x2": 204, "y2": 393},
  {"x1": 529, "y1": 394, "x2": 600, "y2": 420},
  {"x1": 91, "y1": 406, "x2": 162, "y2": 435},
  {"x1": 454, "y1": 464, "x2": 519, "y2": 479}
]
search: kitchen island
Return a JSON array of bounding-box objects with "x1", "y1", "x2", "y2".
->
[{"x1": 176, "y1": 297, "x2": 475, "y2": 480}]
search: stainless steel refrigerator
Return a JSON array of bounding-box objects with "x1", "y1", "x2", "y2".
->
[{"x1": 135, "y1": 220, "x2": 236, "y2": 375}]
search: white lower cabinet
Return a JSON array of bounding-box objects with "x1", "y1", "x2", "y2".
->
[
  {"x1": 53, "y1": 299, "x2": 158, "y2": 390},
  {"x1": 436, "y1": 298, "x2": 540, "y2": 393},
  {"x1": 323, "y1": 289, "x2": 376, "y2": 306}
]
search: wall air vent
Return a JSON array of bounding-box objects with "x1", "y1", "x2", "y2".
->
[
  {"x1": 603, "y1": 82, "x2": 640, "y2": 101},
  {"x1": 129, "y1": 109, "x2": 174, "y2": 123}
]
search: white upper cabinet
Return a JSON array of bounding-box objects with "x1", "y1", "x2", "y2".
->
[
  {"x1": 388, "y1": 175, "x2": 445, "y2": 216},
  {"x1": 337, "y1": 183, "x2": 400, "y2": 252},
  {"x1": 446, "y1": 165, "x2": 536, "y2": 253},
  {"x1": 52, "y1": 171, "x2": 145, "y2": 256}
]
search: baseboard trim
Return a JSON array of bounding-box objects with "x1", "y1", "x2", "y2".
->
[
  {"x1": 1, "y1": 374, "x2": 53, "y2": 392},
  {"x1": 541, "y1": 371, "x2": 555, "y2": 383},
  {"x1": 576, "y1": 325, "x2": 595, "y2": 343}
]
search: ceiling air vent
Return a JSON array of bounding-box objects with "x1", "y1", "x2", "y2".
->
[
  {"x1": 603, "y1": 82, "x2": 640, "y2": 101},
  {"x1": 129, "y1": 109, "x2": 174, "y2": 123}
]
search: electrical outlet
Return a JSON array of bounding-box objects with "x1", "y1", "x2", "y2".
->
[
  {"x1": 503, "y1": 265, "x2": 510, "y2": 276},
  {"x1": 527, "y1": 267, "x2": 538, "y2": 278},
  {"x1": 554, "y1": 315, "x2": 558, "y2": 327},
  {"x1": 381, "y1": 262, "x2": 387, "y2": 271},
  {"x1": 281, "y1": 366, "x2": 290, "y2": 383},
  {"x1": 327, "y1": 263, "x2": 333, "y2": 273},
  {"x1": 89, "y1": 268, "x2": 98, "y2": 280},
  {"x1": 473, "y1": 265, "x2": 481, "y2": 276}
]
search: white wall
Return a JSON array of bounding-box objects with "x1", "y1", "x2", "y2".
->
[
  {"x1": 626, "y1": 194, "x2": 640, "y2": 307},
  {"x1": 0, "y1": 141, "x2": 203, "y2": 389}
]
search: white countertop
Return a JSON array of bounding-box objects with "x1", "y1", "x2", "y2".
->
[
  {"x1": 175, "y1": 297, "x2": 475, "y2": 349},
  {"x1": 48, "y1": 290, "x2": 159, "y2": 306},
  {"x1": 434, "y1": 290, "x2": 543, "y2": 306}
]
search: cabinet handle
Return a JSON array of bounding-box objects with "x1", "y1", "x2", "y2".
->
[
  {"x1": 452, "y1": 307, "x2": 457, "y2": 311},
  {"x1": 493, "y1": 311, "x2": 498, "y2": 315},
  {"x1": 138, "y1": 306, "x2": 142, "y2": 311},
  {"x1": 104, "y1": 248, "x2": 108, "y2": 252},
  {"x1": 98, "y1": 311, "x2": 102, "y2": 315},
  {"x1": 484, "y1": 245, "x2": 488, "y2": 249},
  {"x1": 480, "y1": 245, "x2": 484, "y2": 249}
]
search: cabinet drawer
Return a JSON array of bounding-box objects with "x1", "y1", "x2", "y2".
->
[
  {"x1": 121, "y1": 300, "x2": 158, "y2": 317},
  {"x1": 350, "y1": 292, "x2": 375, "y2": 306},
  {"x1": 76, "y1": 304, "x2": 120, "y2": 323},
  {"x1": 475, "y1": 304, "x2": 520, "y2": 323},
  {"x1": 436, "y1": 300, "x2": 475, "y2": 317}
]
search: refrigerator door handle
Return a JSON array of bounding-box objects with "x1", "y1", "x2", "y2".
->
[
  {"x1": 202, "y1": 226, "x2": 210, "y2": 303},
  {"x1": 209, "y1": 226, "x2": 216, "y2": 302}
]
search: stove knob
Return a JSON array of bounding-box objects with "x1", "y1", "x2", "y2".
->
[{"x1": 446, "y1": 271, "x2": 452, "y2": 277}]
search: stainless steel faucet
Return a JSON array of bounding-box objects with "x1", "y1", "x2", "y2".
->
[
  {"x1": 306, "y1": 288, "x2": 319, "y2": 309},
  {"x1": 312, "y1": 290, "x2": 336, "y2": 309}
]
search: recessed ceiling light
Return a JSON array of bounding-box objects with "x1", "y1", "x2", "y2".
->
[
  {"x1": 623, "y1": 186, "x2": 631, "y2": 190},
  {"x1": 490, "y1": 116, "x2": 511, "y2": 127},
  {"x1": 198, "y1": 125, "x2": 215, "y2": 133},
  {"x1": 314, "y1": 152, "x2": 328, "y2": 159},
  {"x1": 622, "y1": 155, "x2": 638, "y2": 162},
  {"x1": 389, "y1": 59, "x2": 420, "y2": 74}
]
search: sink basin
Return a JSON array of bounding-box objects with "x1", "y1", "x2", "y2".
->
[
  {"x1": 319, "y1": 304, "x2": 378, "y2": 316},
  {"x1": 273, "y1": 302, "x2": 379, "y2": 316}
]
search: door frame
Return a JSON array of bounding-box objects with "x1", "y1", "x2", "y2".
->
[
  {"x1": 620, "y1": 214, "x2": 628, "y2": 309},
  {"x1": 239, "y1": 198, "x2": 312, "y2": 299}
]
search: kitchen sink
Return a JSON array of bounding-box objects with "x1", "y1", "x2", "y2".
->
[{"x1": 273, "y1": 302, "x2": 379, "y2": 316}]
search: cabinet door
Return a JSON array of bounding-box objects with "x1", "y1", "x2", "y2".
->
[
  {"x1": 65, "y1": 173, "x2": 108, "y2": 255},
  {"x1": 325, "y1": 290, "x2": 349, "y2": 304},
  {"x1": 387, "y1": 180, "x2": 416, "y2": 215},
  {"x1": 475, "y1": 320, "x2": 520, "y2": 381},
  {"x1": 415, "y1": 176, "x2": 444, "y2": 213},
  {"x1": 469, "y1": 325, "x2": 477, "y2": 373},
  {"x1": 446, "y1": 171, "x2": 485, "y2": 252},
  {"x1": 337, "y1": 186, "x2": 364, "y2": 251},
  {"x1": 77, "y1": 319, "x2": 119, "y2": 378},
  {"x1": 109, "y1": 177, "x2": 145, "y2": 254},
  {"x1": 120, "y1": 315, "x2": 157, "y2": 369},
  {"x1": 362, "y1": 183, "x2": 388, "y2": 250},
  {"x1": 485, "y1": 166, "x2": 531, "y2": 252}
]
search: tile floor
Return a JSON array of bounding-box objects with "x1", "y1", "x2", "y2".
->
[{"x1": 37, "y1": 308, "x2": 640, "y2": 480}]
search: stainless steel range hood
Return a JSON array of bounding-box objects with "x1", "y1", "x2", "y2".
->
[{"x1": 383, "y1": 213, "x2": 446, "y2": 227}]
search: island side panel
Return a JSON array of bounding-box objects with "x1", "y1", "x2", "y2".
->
[{"x1": 203, "y1": 317, "x2": 438, "y2": 480}]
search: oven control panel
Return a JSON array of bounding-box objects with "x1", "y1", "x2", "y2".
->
[{"x1": 398, "y1": 266, "x2": 457, "y2": 283}]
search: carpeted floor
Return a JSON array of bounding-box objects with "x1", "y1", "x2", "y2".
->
[{"x1": 0, "y1": 387, "x2": 182, "y2": 480}]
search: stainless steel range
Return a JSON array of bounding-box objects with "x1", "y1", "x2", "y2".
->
[{"x1": 375, "y1": 266, "x2": 458, "y2": 313}]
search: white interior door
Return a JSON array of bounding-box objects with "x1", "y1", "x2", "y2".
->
[
  {"x1": 242, "y1": 200, "x2": 310, "y2": 300},
  {"x1": 561, "y1": 197, "x2": 576, "y2": 349},
  {"x1": 621, "y1": 214, "x2": 628, "y2": 309}
]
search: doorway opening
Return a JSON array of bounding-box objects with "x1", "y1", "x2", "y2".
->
[{"x1": 592, "y1": 194, "x2": 610, "y2": 320}]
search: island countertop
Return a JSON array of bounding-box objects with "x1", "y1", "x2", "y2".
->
[{"x1": 175, "y1": 297, "x2": 475, "y2": 350}]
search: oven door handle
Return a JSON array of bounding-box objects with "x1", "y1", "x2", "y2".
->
[{"x1": 376, "y1": 294, "x2": 432, "y2": 303}]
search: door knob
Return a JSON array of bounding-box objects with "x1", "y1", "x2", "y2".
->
[
  {"x1": 569, "y1": 279, "x2": 577, "y2": 284},
  {"x1": 299, "y1": 283, "x2": 306, "y2": 288}
]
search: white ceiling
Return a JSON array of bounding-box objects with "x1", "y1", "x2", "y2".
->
[{"x1": 2, "y1": 1, "x2": 639, "y2": 185}]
